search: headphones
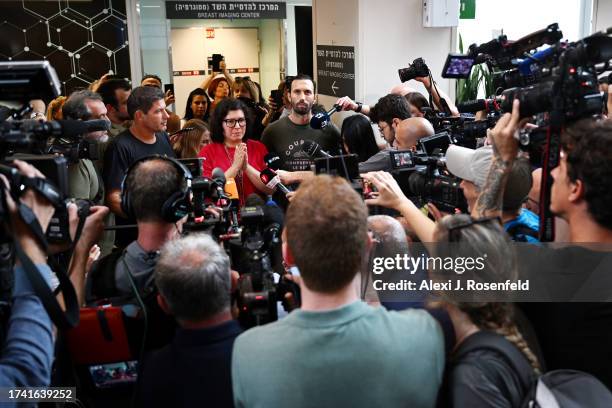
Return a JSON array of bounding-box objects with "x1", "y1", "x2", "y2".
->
[{"x1": 120, "y1": 155, "x2": 193, "y2": 223}]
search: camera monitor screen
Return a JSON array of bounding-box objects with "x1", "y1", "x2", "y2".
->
[
  {"x1": 89, "y1": 361, "x2": 138, "y2": 389},
  {"x1": 441, "y1": 54, "x2": 475, "y2": 79},
  {"x1": 419, "y1": 132, "x2": 453, "y2": 155},
  {"x1": 389, "y1": 150, "x2": 415, "y2": 169},
  {"x1": 314, "y1": 154, "x2": 359, "y2": 181}
]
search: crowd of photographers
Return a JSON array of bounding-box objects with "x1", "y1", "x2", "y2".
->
[{"x1": 2, "y1": 23, "x2": 612, "y2": 407}]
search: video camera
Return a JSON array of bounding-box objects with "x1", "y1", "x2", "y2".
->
[
  {"x1": 442, "y1": 23, "x2": 612, "y2": 240},
  {"x1": 388, "y1": 149, "x2": 467, "y2": 214}
]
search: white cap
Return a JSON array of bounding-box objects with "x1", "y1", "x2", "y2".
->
[{"x1": 445, "y1": 145, "x2": 493, "y2": 190}]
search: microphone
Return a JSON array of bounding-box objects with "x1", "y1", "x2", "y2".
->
[
  {"x1": 58, "y1": 119, "x2": 111, "y2": 137},
  {"x1": 457, "y1": 98, "x2": 501, "y2": 113},
  {"x1": 264, "y1": 152, "x2": 283, "y2": 171},
  {"x1": 211, "y1": 167, "x2": 228, "y2": 199},
  {"x1": 301, "y1": 140, "x2": 333, "y2": 158},
  {"x1": 310, "y1": 104, "x2": 341, "y2": 130},
  {"x1": 260, "y1": 168, "x2": 292, "y2": 195}
]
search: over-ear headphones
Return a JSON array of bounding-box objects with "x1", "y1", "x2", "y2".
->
[{"x1": 120, "y1": 155, "x2": 192, "y2": 223}]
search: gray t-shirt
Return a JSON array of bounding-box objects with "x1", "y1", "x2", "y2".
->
[
  {"x1": 232, "y1": 301, "x2": 445, "y2": 408},
  {"x1": 114, "y1": 241, "x2": 159, "y2": 296},
  {"x1": 261, "y1": 116, "x2": 341, "y2": 171},
  {"x1": 358, "y1": 148, "x2": 394, "y2": 173}
]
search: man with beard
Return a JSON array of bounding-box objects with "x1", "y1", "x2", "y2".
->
[
  {"x1": 96, "y1": 78, "x2": 132, "y2": 138},
  {"x1": 261, "y1": 74, "x2": 341, "y2": 171}
]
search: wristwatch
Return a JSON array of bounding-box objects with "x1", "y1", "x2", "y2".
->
[{"x1": 355, "y1": 102, "x2": 363, "y2": 113}]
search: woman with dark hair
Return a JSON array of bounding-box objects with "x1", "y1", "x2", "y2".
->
[
  {"x1": 198, "y1": 98, "x2": 270, "y2": 205},
  {"x1": 200, "y1": 60, "x2": 234, "y2": 113},
  {"x1": 405, "y1": 92, "x2": 430, "y2": 117},
  {"x1": 183, "y1": 88, "x2": 210, "y2": 124},
  {"x1": 341, "y1": 114, "x2": 380, "y2": 162}
]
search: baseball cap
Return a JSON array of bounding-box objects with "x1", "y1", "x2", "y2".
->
[{"x1": 446, "y1": 145, "x2": 532, "y2": 211}]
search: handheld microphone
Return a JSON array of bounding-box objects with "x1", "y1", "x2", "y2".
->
[
  {"x1": 264, "y1": 152, "x2": 283, "y2": 171},
  {"x1": 301, "y1": 140, "x2": 333, "y2": 158},
  {"x1": 310, "y1": 104, "x2": 341, "y2": 130},
  {"x1": 211, "y1": 167, "x2": 229, "y2": 199},
  {"x1": 260, "y1": 168, "x2": 292, "y2": 195}
]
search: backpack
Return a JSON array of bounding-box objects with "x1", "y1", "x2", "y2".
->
[{"x1": 460, "y1": 331, "x2": 612, "y2": 408}]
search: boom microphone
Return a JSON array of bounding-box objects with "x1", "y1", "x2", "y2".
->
[
  {"x1": 310, "y1": 104, "x2": 341, "y2": 130},
  {"x1": 58, "y1": 119, "x2": 111, "y2": 137},
  {"x1": 260, "y1": 168, "x2": 292, "y2": 195},
  {"x1": 301, "y1": 140, "x2": 332, "y2": 158}
]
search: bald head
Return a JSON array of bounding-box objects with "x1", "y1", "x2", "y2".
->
[
  {"x1": 390, "y1": 83, "x2": 418, "y2": 97},
  {"x1": 395, "y1": 117, "x2": 435, "y2": 149}
]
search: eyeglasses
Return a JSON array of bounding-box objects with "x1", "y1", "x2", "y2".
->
[
  {"x1": 445, "y1": 215, "x2": 501, "y2": 242},
  {"x1": 223, "y1": 118, "x2": 247, "y2": 128}
]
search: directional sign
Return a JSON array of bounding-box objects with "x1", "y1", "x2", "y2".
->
[{"x1": 316, "y1": 45, "x2": 355, "y2": 100}]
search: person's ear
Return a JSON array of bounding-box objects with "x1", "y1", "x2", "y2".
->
[
  {"x1": 230, "y1": 270, "x2": 240, "y2": 292},
  {"x1": 568, "y1": 178, "x2": 584, "y2": 203},
  {"x1": 282, "y1": 241, "x2": 296, "y2": 268},
  {"x1": 157, "y1": 294, "x2": 172, "y2": 316},
  {"x1": 391, "y1": 118, "x2": 401, "y2": 129}
]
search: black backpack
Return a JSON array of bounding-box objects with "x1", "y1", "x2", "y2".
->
[{"x1": 460, "y1": 331, "x2": 612, "y2": 408}]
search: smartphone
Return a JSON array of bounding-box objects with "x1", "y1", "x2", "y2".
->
[
  {"x1": 270, "y1": 90, "x2": 283, "y2": 107},
  {"x1": 164, "y1": 83, "x2": 174, "y2": 96},
  {"x1": 211, "y1": 54, "x2": 224, "y2": 72}
]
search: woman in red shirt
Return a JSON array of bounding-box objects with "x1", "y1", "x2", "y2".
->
[{"x1": 198, "y1": 98, "x2": 271, "y2": 206}]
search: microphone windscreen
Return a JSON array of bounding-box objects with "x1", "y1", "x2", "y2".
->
[
  {"x1": 263, "y1": 201, "x2": 284, "y2": 228},
  {"x1": 212, "y1": 167, "x2": 226, "y2": 185},
  {"x1": 224, "y1": 178, "x2": 239, "y2": 200},
  {"x1": 309, "y1": 112, "x2": 328, "y2": 130},
  {"x1": 264, "y1": 152, "x2": 283, "y2": 170}
]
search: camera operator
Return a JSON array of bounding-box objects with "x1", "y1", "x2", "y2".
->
[
  {"x1": 445, "y1": 145, "x2": 538, "y2": 242},
  {"x1": 231, "y1": 175, "x2": 444, "y2": 407},
  {"x1": 91, "y1": 156, "x2": 186, "y2": 299},
  {"x1": 137, "y1": 234, "x2": 241, "y2": 408},
  {"x1": 356, "y1": 95, "x2": 412, "y2": 172},
  {"x1": 358, "y1": 117, "x2": 433, "y2": 173},
  {"x1": 470, "y1": 100, "x2": 612, "y2": 389},
  {"x1": 61, "y1": 90, "x2": 109, "y2": 204},
  {"x1": 411, "y1": 75, "x2": 460, "y2": 117},
  {"x1": 103, "y1": 86, "x2": 175, "y2": 249},
  {"x1": 61, "y1": 90, "x2": 116, "y2": 257},
  {"x1": 0, "y1": 160, "x2": 55, "y2": 389}
]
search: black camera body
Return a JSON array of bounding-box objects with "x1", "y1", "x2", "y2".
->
[
  {"x1": 230, "y1": 204, "x2": 299, "y2": 328},
  {"x1": 399, "y1": 58, "x2": 430, "y2": 83}
]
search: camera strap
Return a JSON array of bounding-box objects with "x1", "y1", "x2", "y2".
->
[{"x1": 12, "y1": 236, "x2": 80, "y2": 330}]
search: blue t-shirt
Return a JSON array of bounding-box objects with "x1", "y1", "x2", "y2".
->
[{"x1": 504, "y1": 208, "x2": 540, "y2": 243}]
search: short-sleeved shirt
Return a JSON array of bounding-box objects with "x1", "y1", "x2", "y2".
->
[
  {"x1": 198, "y1": 139, "x2": 268, "y2": 205},
  {"x1": 261, "y1": 116, "x2": 341, "y2": 171},
  {"x1": 103, "y1": 129, "x2": 175, "y2": 192}
]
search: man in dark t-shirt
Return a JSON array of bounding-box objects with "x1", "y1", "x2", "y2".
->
[
  {"x1": 261, "y1": 74, "x2": 340, "y2": 171},
  {"x1": 103, "y1": 86, "x2": 175, "y2": 248}
]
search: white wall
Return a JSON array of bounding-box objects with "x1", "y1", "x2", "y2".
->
[
  {"x1": 312, "y1": 0, "x2": 454, "y2": 129},
  {"x1": 593, "y1": 0, "x2": 612, "y2": 33}
]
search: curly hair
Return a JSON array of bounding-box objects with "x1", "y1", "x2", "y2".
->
[
  {"x1": 562, "y1": 118, "x2": 612, "y2": 230},
  {"x1": 370, "y1": 94, "x2": 411, "y2": 125}
]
